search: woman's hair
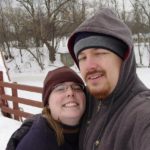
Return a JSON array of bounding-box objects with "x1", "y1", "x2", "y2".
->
[
  {"x1": 41, "y1": 66, "x2": 85, "y2": 145},
  {"x1": 42, "y1": 107, "x2": 64, "y2": 145}
]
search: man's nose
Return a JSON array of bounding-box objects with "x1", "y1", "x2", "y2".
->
[{"x1": 85, "y1": 56, "x2": 97, "y2": 70}]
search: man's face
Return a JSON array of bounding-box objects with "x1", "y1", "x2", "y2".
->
[{"x1": 78, "y1": 48, "x2": 123, "y2": 99}]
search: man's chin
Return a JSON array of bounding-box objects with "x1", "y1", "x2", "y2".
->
[
  {"x1": 88, "y1": 86, "x2": 108, "y2": 99},
  {"x1": 88, "y1": 86, "x2": 99, "y2": 96}
]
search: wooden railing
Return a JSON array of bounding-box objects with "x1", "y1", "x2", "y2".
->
[{"x1": 0, "y1": 71, "x2": 43, "y2": 121}]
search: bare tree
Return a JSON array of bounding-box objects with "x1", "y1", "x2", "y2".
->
[
  {"x1": 129, "y1": 0, "x2": 143, "y2": 65},
  {"x1": 139, "y1": 0, "x2": 150, "y2": 67},
  {"x1": 41, "y1": 0, "x2": 85, "y2": 62},
  {"x1": 15, "y1": 0, "x2": 44, "y2": 69},
  {"x1": 0, "y1": 1, "x2": 13, "y2": 59},
  {"x1": 130, "y1": 0, "x2": 150, "y2": 66},
  {"x1": 0, "y1": 0, "x2": 86, "y2": 70},
  {"x1": 15, "y1": 0, "x2": 85, "y2": 63}
]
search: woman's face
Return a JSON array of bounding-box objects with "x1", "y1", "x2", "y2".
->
[{"x1": 48, "y1": 81, "x2": 86, "y2": 126}]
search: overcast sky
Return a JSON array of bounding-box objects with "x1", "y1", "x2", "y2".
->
[{"x1": 4, "y1": 0, "x2": 132, "y2": 10}]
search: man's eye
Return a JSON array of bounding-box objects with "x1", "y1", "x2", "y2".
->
[
  {"x1": 96, "y1": 52, "x2": 108, "y2": 55},
  {"x1": 78, "y1": 56, "x2": 86, "y2": 61}
]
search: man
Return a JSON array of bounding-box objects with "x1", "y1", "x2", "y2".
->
[
  {"x1": 67, "y1": 8, "x2": 150, "y2": 150},
  {"x1": 7, "y1": 8, "x2": 150, "y2": 150}
]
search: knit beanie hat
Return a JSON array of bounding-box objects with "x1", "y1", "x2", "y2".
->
[
  {"x1": 42, "y1": 66, "x2": 84, "y2": 106},
  {"x1": 74, "y1": 32, "x2": 128, "y2": 60}
]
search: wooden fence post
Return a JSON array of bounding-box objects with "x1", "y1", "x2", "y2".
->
[
  {"x1": 12, "y1": 82, "x2": 20, "y2": 120},
  {"x1": 0, "y1": 71, "x2": 11, "y2": 118}
]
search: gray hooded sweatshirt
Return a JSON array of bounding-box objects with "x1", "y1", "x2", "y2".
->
[{"x1": 68, "y1": 8, "x2": 150, "y2": 150}]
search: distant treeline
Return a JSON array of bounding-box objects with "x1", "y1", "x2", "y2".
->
[{"x1": 0, "y1": 0, "x2": 150, "y2": 68}]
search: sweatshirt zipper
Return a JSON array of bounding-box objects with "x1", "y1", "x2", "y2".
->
[
  {"x1": 97, "y1": 101, "x2": 101, "y2": 112},
  {"x1": 83, "y1": 101, "x2": 102, "y2": 150},
  {"x1": 92, "y1": 101, "x2": 102, "y2": 150}
]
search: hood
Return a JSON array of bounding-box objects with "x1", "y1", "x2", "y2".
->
[
  {"x1": 68, "y1": 8, "x2": 133, "y2": 66},
  {"x1": 67, "y1": 8, "x2": 139, "y2": 103},
  {"x1": 68, "y1": 9, "x2": 147, "y2": 147}
]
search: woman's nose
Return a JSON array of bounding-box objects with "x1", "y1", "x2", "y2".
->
[{"x1": 65, "y1": 86, "x2": 74, "y2": 96}]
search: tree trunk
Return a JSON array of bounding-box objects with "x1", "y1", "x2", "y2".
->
[{"x1": 43, "y1": 40, "x2": 56, "y2": 63}]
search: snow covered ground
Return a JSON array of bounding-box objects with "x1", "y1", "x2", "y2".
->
[{"x1": 0, "y1": 115, "x2": 22, "y2": 150}]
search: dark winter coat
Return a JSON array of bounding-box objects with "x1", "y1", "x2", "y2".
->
[
  {"x1": 6, "y1": 114, "x2": 40, "y2": 150},
  {"x1": 68, "y1": 8, "x2": 150, "y2": 150},
  {"x1": 8, "y1": 115, "x2": 79, "y2": 150}
]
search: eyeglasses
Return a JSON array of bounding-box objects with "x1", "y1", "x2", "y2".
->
[{"x1": 52, "y1": 83, "x2": 84, "y2": 93}]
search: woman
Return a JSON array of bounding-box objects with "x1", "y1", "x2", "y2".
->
[{"x1": 15, "y1": 66, "x2": 86, "y2": 150}]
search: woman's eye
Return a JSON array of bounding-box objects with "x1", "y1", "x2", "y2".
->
[
  {"x1": 56, "y1": 87, "x2": 64, "y2": 91},
  {"x1": 53, "y1": 85, "x2": 65, "y2": 92}
]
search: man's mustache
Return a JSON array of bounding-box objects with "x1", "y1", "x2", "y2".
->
[{"x1": 85, "y1": 69, "x2": 105, "y2": 81}]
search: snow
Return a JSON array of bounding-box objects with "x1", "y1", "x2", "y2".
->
[
  {"x1": 0, "y1": 43, "x2": 150, "y2": 150},
  {"x1": 137, "y1": 68, "x2": 150, "y2": 88},
  {"x1": 0, "y1": 116, "x2": 22, "y2": 150}
]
